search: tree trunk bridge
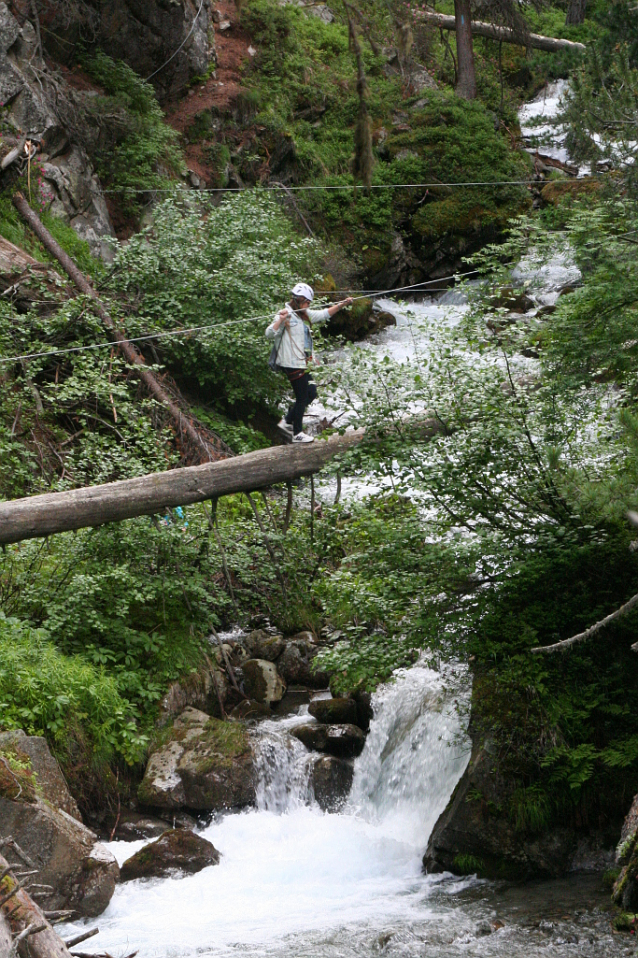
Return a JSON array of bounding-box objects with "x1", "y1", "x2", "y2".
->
[{"x1": 0, "y1": 430, "x2": 368, "y2": 545}]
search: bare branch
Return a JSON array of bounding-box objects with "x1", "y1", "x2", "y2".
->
[{"x1": 532, "y1": 591, "x2": 638, "y2": 653}]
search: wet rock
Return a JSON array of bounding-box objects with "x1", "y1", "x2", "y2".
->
[
  {"x1": 243, "y1": 630, "x2": 285, "y2": 662},
  {"x1": 423, "y1": 735, "x2": 579, "y2": 879},
  {"x1": 229, "y1": 699, "x2": 273, "y2": 721},
  {"x1": 275, "y1": 686, "x2": 311, "y2": 717},
  {"x1": 0, "y1": 729, "x2": 80, "y2": 821},
  {"x1": 308, "y1": 697, "x2": 358, "y2": 725},
  {"x1": 111, "y1": 810, "x2": 168, "y2": 841},
  {"x1": 159, "y1": 666, "x2": 229, "y2": 722},
  {"x1": 242, "y1": 659, "x2": 286, "y2": 705},
  {"x1": 292, "y1": 723, "x2": 365, "y2": 758},
  {"x1": 291, "y1": 724, "x2": 329, "y2": 751},
  {"x1": 323, "y1": 724, "x2": 365, "y2": 759},
  {"x1": 278, "y1": 636, "x2": 329, "y2": 688},
  {"x1": 120, "y1": 829, "x2": 220, "y2": 882},
  {"x1": 352, "y1": 690, "x2": 374, "y2": 733},
  {"x1": 311, "y1": 756, "x2": 354, "y2": 811},
  {"x1": 138, "y1": 708, "x2": 256, "y2": 812}
]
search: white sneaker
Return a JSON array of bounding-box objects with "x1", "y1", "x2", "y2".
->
[
  {"x1": 292, "y1": 431, "x2": 314, "y2": 443},
  {"x1": 277, "y1": 418, "x2": 294, "y2": 435}
]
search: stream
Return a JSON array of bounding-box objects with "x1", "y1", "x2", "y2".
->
[{"x1": 61, "y1": 85, "x2": 629, "y2": 957}]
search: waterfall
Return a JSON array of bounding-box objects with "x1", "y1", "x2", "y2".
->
[
  {"x1": 253, "y1": 716, "x2": 315, "y2": 812},
  {"x1": 351, "y1": 661, "x2": 470, "y2": 843}
]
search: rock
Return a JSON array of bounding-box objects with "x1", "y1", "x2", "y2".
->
[
  {"x1": 46, "y1": 1, "x2": 216, "y2": 102},
  {"x1": 243, "y1": 630, "x2": 285, "y2": 662},
  {"x1": 159, "y1": 666, "x2": 229, "y2": 722},
  {"x1": 275, "y1": 686, "x2": 311, "y2": 717},
  {"x1": 138, "y1": 708, "x2": 255, "y2": 812},
  {"x1": 278, "y1": 635, "x2": 329, "y2": 688},
  {"x1": 120, "y1": 829, "x2": 220, "y2": 882},
  {"x1": 352, "y1": 690, "x2": 374, "y2": 733},
  {"x1": 39, "y1": 145, "x2": 116, "y2": 262},
  {"x1": 308, "y1": 697, "x2": 358, "y2": 725},
  {"x1": 0, "y1": 729, "x2": 80, "y2": 821},
  {"x1": 291, "y1": 723, "x2": 329, "y2": 751},
  {"x1": 242, "y1": 659, "x2": 286, "y2": 705},
  {"x1": 292, "y1": 723, "x2": 365, "y2": 758},
  {"x1": 229, "y1": 699, "x2": 273, "y2": 721},
  {"x1": 322, "y1": 724, "x2": 365, "y2": 759},
  {"x1": 111, "y1": 809, "x2": 168, "y2": 841},
  {"x1": 613, "y1": 793, "x2": 638, "y2": 909},
  {"x1": 423, "y1": 736, "x2": 578, "y2": 880},
  {"x1": 0, "y1": 774, "x2": 118, "y2": 917},
  {"x1": 311, "y1": 756, "x2": 354, "y2": 811}
]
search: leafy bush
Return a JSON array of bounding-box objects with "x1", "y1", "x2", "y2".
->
[{"x1": 0, "y1": 613, "x2": 144, "y2": 764}]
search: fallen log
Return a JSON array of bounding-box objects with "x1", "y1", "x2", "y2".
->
[
  {"x1": 11, "y1": 193, "x2": 227, "y2": 463},
  {"x1": 0, "y1": 429, "x2": 367, "y2": 545},
  {"x1": 0, "y1": 853, "x2": 72, "y2": 958},
  {"x1": 421, "y1": 12, "x2": 586, "y2": 53}
]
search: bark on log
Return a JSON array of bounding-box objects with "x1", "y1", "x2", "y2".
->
[
  {"x1": 454, "y1": 0, "x2": 477, "y2": 100},
  {"x1": 422, "y1": 13, "x2": 586, "y2": 52},
  {"x1": 0, "y1": 853, "x2": 72, "y2": 958},
  {"x1": 0, "y1": 429, "x2": 369, "y2": 545},
  {"x1": 11, "y1": 193, "x2": 225, "y2": 462}
]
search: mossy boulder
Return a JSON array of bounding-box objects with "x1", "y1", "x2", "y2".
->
[
  {"x1": 0, "y1": 730, "x2": 80, "y2": 819},
  {"x1": 242, "y1": 659, "x2": 286, "y2": 705},
  {"x1": 308, "y1": 697, "x2": 358, "y2": 725},
  {"x1": 138, "y1": 708, "x2": 256, "y2": 812},
  {"x1": 120, "y1": 829, "x2": 220, "y2": 882}
]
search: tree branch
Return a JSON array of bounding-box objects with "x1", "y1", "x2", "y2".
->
[{"x1": 531, "y1": 590, "x2": 638, "y2": 653}]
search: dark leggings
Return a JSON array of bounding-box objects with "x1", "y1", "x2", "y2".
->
[{"x1": 284, "y1": 371, "x2": 318, "y2": 435}]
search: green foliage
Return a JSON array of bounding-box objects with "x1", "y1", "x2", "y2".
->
[
  {"x1": 0, "y1": 613, "x2": 144, "y2": 764},
  {"x1": 452, "y1": 853, "x2": 485, "y2": 876},
  {"x1": 81, "y1": 52, "x2": 184, "y2": 211}
]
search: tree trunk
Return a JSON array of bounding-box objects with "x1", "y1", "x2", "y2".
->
[
  {"x1": 11, "y1": 193, "x2": 228, "y2": 463},
  {"x1": 423, "y1": 13, "x2": 586, "y2": 53},
  {"x1": 566, "y1": 0, "x2": 587, "y2": 26},
  {"x1": 0, "y1": 429, "x2": 366, "y2": 544},
  {"x1": 454, "y1": 0, "x2": 477, "y2": 100},
  {"x1": 0, "y1": 853, "x2": 72, "y2": 958}
]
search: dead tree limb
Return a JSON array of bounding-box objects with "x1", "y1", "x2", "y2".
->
[
  {"x1": 11, "y1": 192, "x2": 225, "y2": 463},
  {"x1": 0, "y1": 852, "x2": 73, "y2": 958},
  {"x1": 531, "y1": 591, "x2": 638, "y2": 653},
  {"x1": 421, "y1": 13, "x2": 586, "y2": 53},
  {"x1": 0, "y1": 428, "x2": 368, "y2": 544}
]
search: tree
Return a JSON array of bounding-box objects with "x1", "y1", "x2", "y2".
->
[
  {"x1": 454, "y1": 0, "x2": 477, "y2": 99},
  {"x1": 566, "y1": 0, "x2": 587, "y2": 26}
]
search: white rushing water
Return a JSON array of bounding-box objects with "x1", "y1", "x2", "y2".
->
[{"x1": 69, "y1": 664, "x2": 472, "y2": 958}]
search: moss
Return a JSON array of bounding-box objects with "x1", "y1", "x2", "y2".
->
[
  {"x1": 541, "y1": 178, "x2": 605, "y2": 206},
  {"x1": 189, "y1": 719, "x2": 251, "y2": 774},
  {"x1": 452, "y1": 853, "x2": 485, "y2": 876},
  {"x1": 603, "y1": 867, "x2": 621, "y2": 891},
  {"x1": 613, "y1": 912, "x2": 638, "y2": 932}
]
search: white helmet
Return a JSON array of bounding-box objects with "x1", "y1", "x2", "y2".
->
[{"x1": 291, "y1": 282, "x2": 314, "y2": 302}]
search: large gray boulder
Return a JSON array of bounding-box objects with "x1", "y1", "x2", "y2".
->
[
  {"x1": 0, "y1": 735, "x2": 119, "y2": 917},
  {"x1": 308, "y1": 697, "x2": 358, "y2": 726},
  {"x1": 138, "y1": 708, "x2": 256, "y2": 811},
  {"x1": 159, "y1": 665, "x2": 229, "y2": 722},
  {"x1": 423, "y1": 737, "x2": 578, "y2": 880}
]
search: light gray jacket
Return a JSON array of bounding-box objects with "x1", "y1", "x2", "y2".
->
[{"x1": 265, "y1": 305, "x2": 330, "y2": 370}]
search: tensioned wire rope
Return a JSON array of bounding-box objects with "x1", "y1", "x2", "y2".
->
[
  {"x1": 0, "y1": 267, "x2": 489, "y2": 365},
  {"x1": 99, "y1": 176, "x2": 608, "y2": 194}
]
